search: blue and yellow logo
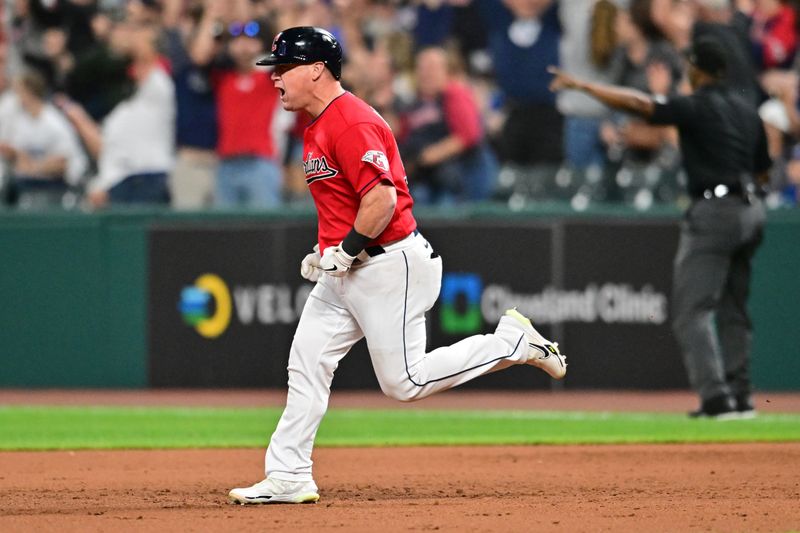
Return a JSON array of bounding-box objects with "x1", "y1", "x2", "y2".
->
[
  {"x1": 440, "y1": 273, "x2": 483, "y2": 334},
  {"x1": 179, "y1": 274, "x2": 232, "y2": 338}
]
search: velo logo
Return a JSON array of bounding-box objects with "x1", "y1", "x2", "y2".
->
[
  {"x1": 179, "y1": 273, "x2": 233, "y2": 339},
  {"x1": 440, "y1": 273, "x2": 483, "y2": 334}
]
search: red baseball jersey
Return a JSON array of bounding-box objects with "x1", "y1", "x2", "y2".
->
[{"x1": 303, "y1": 92, "x2": 416, "y2": 252}]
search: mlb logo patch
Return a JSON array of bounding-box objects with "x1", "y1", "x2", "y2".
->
[{"x1": 361, "y1": 150, "x2": 389, "y2": 172}]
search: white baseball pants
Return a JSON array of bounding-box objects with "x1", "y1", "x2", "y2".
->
[{"x1": 265, "y1": 232, "x2": 529, "y2": 481}]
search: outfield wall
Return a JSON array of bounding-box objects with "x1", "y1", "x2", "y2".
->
[{"x1": 2, "y1": 206, "x2": 798, "y2": 391}]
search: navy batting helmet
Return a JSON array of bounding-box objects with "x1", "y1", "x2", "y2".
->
[{"x1": 256, "y1": 26, "x2": 342, "y2": 80}]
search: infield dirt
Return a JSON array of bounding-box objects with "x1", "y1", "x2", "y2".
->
[{"x1": 1, "y1": 390, "x2": 799, "y2": 532}]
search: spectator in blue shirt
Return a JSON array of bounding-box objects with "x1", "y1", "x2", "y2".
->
[
  {"x1": 477, "y1": 0, "x2": 563, "y2": 174},
  {"x1": 162, "y1": 0, "x2": 218, "y2": 209}
]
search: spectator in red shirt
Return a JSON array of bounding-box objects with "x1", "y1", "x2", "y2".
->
[
  {"x1": 749, "y1": 0, "x2": 798, "y2": 70},
  {"x1": 191, "y1": 10, "x2": 282, "y2": 208},
  {"x1": 399, "y1": 46, "x2": 497, "y2": 205}
]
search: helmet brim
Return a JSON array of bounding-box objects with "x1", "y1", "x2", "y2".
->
[
  {"x1": 255, "y1": 55, "x2": 281, "y2": 66},
  {"x1": 255, "y1": 55, "x2": 311, "y2": 66}
]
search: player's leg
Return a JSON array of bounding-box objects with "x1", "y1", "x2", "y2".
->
[
  {"x1": 348, "y1": 236, "x2": 538, "y2": 402},
  {"x1": 229, "y1": 277, "x2": 362, "y2": 504},
  {"x1": 266, "y1": 278, "x2": 362, "y2": 479}
]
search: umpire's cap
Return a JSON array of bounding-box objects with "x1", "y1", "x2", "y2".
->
[
  {"x1": 685, "y1": 37, "x2": 727, "y2": 78},
  {"x1": 256, "y1": 27, "x2": 342, "y2": 80}
]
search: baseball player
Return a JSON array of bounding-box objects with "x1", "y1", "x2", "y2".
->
[{"x1": 228, "y1": 27, "x2": 566, "y2": 505}]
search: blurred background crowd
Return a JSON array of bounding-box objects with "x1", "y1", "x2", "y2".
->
[{"x1": 1, "y1": 0, "x2": 799, "y2": 211}]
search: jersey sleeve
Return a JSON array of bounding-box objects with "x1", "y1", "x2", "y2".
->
[
  {"x1": 648, "y1": 95, "x2": 697, "y2": 127},
  {"x1": 333, "y1": 122, "x2": 394, "y2": 197}
]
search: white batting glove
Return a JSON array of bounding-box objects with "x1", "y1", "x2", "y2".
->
[
  {"x1": 300, "y1": 244, "x2": 322, "y2": 282},
  {"x1": 319, "y1": 243, "x2": 356, "y2": 277}
]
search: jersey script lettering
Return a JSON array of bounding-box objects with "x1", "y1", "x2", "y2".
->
[{"x1": 303, "y1": 152, "x2": 339, "y2": 184}]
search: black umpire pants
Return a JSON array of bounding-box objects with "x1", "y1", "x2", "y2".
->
[{"x1": 671, "y1": 195, "x2": 766, "y2": 402}]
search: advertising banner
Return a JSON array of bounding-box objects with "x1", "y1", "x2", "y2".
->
[
  {"x1": 148, "y1": 219, "x2": 686, "y2": 389},
  {"x1": 561, "y1": 221, "x2": 685, "y2": 389},
  {"x1": 149, "y1": 224, "x2": 315, "y2": 387}
]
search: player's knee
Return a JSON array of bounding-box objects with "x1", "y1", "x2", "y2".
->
[
  {"x1": 379, "y1": 378, "x2": 423, "y2": 402},
  {"x1": 384, "y1": 388, "x2": 422, "y2": 403}
]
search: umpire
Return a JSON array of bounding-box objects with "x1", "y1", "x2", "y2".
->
[{"x1": 549, "y1": 37, "x2": 770, "y2": 419}]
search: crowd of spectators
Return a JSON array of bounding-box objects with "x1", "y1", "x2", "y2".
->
[{"x1": 0, "y1": 0, "x2": 799, "y2": 211}]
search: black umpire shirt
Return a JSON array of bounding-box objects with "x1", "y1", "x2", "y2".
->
[
  {"x1": 693, "y1": 18, "x2": 762, "y2": 108},
  {"x1": 648, "y1": 83, "x2": 771, "y2": 198}
]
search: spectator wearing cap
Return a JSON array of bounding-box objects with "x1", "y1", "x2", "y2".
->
[
  {"x1": 549, "y1": 37, "x2": 771, "y2": 419},
  {"x1": 190, "y1": 5, "x2": 282, "y2": 209}
]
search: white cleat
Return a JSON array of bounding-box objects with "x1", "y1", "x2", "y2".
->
[
  {"x1": 503, "y1": 308, "x2": 567, "y2": 379},
  {"x1": 228, "y1": 477, "x2": 320, "y2": 505}
]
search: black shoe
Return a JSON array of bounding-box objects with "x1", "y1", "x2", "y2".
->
[
  {"x1": 688, "y1": 394, "x2": 737, "y2": 419},
  {"x1": 735, "y1": 394, "x2": 757, "y2": 418}
]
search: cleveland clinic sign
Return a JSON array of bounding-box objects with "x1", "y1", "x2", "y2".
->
[{"x1": 481, "y1": 283, "x2": 668, "y2": 325}]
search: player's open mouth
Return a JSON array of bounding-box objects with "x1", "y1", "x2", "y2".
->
[{"x1": 278, "y1": 88, "x2": 286, "y2": 99}]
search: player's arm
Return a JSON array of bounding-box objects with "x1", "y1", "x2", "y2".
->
[
  {"x1": 319, "y1": 123, "x2": 401, "y2": 276},
  {"x1": 319, "y1": 181, "x2": 396, "y2": 277},
  {"x1": 548, "y1": 66, "x2": 655, "y2": 119},
  {"x1": 352, "y1": 182, "x2": 397, "y2": 241}
]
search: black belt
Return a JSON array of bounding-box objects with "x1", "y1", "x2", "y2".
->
[
  {"x1": 364, "y1": 229, "x2": 419, "y2": 257},
  {"x1": 692, "y1": 183, "x2": 748, "y2": 200}
]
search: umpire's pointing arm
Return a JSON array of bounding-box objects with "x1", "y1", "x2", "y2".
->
[{"x1": 547, "y1": 66, "x2": 656, "y2": 119}]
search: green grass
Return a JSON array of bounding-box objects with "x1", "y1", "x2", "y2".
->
[{"x1": 1, "y1": 406, "x2": 799, "y2": 451}]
